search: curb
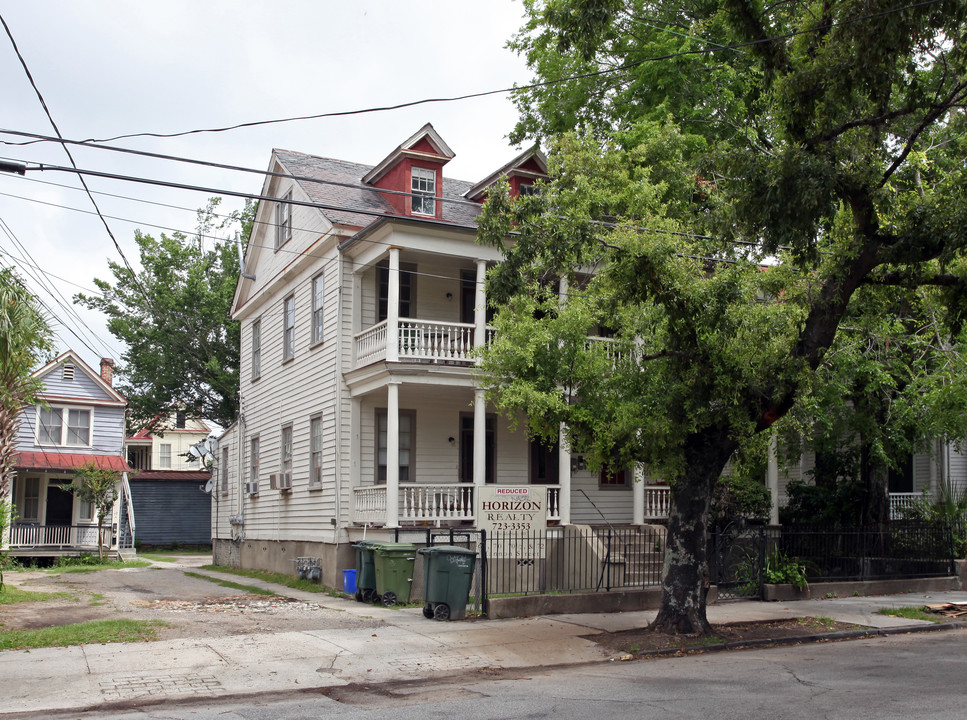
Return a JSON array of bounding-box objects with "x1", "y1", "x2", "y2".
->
[{"x1": 633, "y1": 620, "x2": 967, "y2": 658}]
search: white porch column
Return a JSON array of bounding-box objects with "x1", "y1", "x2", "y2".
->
[
  {"x1": 474, "y1": 259, "x2": 487, "y2": 351},
  {"x1": 768, "y1": 433, "x2": 780, "y2": 525},
  {"x1": 386, "y1": 382, "x2": 400, "y2": 528},
  {"x1": 558, "y1": 423, "x2": 571, "y2": 525},
  {"x1": 473, "y1": 259, "x2": 488, "y2": 488},
  {"x1": 633, "y1": 464, "x2": 645, "y2": 525},
  {"x1": 387, "y1": 247, "x2": 401, "y2": 362},
  {"x1": 473, "y1": 389, "x2": 486, "y2": 488},
  {"x1": 556, "y1": 275, "x2": 572, "y2": 524}
]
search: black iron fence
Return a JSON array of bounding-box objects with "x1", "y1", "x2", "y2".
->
[
  {"x1": 389, "y1": 521, "x2": 955, "y2": 610},
  {"x1": 711, "y1": 522, "x2": 956, "y2": 599}
]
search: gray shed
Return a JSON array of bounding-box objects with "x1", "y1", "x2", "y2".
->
[{"x1": 128, "y1": 470, "x2": 212, "y2": 546}]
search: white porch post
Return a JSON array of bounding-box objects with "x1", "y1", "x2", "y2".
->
[
  {"x1": 558, "y1": 423, "x2": 571, "y2": 524},
  {"x1": 473, "y1": 390, "x2": 486, "y2": 488},
  {"x1": 633, "y1": 464, "x2": 645, "y2": 525},
  {"x1": 386, "y1": 381, "x2": 400, "y2": 528},
  {"x1": 473, "y1": 259, "x2": 488, "y2": 489},
  {"x1": 387, "y1": 247, "x2": 401, "y2": 363},
  {"x1": 768, "y1": 433, "x2": 780, "y2": 525},
  {"x1": 474, "y1": 259, "x2": 487, "y2": 352},
  {"x1": 556, "y1": 275, "x2": 572, "y2": 524}
]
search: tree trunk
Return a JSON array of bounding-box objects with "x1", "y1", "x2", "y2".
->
[{"x1": 650, "y1": 428, "x2": 737, "y2": 635}]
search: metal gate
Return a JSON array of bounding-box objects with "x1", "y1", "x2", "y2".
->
[{"x1": 711, "y1": 524, "x2": 765, "y2": 600}]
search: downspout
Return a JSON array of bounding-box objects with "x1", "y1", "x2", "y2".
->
[{"x1": 334, "y1": 248, "x2": 344, "y2": 536}]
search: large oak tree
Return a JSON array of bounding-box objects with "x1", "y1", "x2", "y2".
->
[{"x1": 478, "y1": 0, "x2": 967, "y2": 633}]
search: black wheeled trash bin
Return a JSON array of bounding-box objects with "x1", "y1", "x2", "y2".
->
[
  {"x1": 418, "y1": 545, "x2": 477, "y2": 620},
  {"x1": 352, "y1": 541, "x2": 378, "y2": 603},
  {"x1": 372, "y1": 542, "x2": 417, "y2": 606}
]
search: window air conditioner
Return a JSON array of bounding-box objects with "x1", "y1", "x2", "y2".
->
[{"x1": 245, "y1": 481, "x2": 259, "y2": 496}]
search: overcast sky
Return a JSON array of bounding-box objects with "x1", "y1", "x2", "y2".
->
[{"x1": 0, "y1": 0, "x2": 531, "y2": 374}]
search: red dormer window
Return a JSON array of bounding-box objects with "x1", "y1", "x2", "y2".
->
[{"x1": 411, "y1": 167, "x2": 436, "y2": 216}]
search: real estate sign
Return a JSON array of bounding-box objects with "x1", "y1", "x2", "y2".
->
[{"x1": 476, "y1": 485, "x2": 547, "y2": 558}]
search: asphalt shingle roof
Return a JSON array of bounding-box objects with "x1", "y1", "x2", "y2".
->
[{"x1": 274, "y1": 149, "x2": 480, "y2": 230}]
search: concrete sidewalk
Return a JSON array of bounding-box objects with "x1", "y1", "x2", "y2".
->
[{"x1": 3, "y1": 564, "x2": 966, "y2": 716}]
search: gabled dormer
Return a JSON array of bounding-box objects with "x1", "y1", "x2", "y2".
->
[
  {"x1": 362, "y1": 123, "x2": 455, "y2": 220},
  {"x1": 465, "y1": 145, "x2": 548, "y2": 203}
]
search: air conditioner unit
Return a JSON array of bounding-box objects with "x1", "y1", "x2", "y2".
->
[
  {"x1": 278, "y1": 472, "x2": 292, "y2": 491},
  {"x1": 269, "y1": 473, "x2": 279, "y2": 490},
  {"x1": 245, "y1": 481, "x2": 259, "y2": 496}
]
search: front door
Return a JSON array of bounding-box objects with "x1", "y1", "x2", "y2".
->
[{"x1": 45, "y1": 481, "x2": 74, "y2": 525}]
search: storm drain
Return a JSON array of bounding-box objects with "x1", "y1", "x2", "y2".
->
[{"x1": 99, "y1": 673, "x2": 223, "y2": 700}]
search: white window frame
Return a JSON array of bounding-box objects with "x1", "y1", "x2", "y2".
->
[
  {"x1": 282, "y1": 295, "x2": 295, "y2": 362},
  {"x1": 251, "y1": 318, "x2": 262, "y2": 380},
  {"x1": 280, "y1": 425, "x2": 293, "y2": 478},
  {"x1": 221, "y1": 447, "x2": 230, "y2": 494},
  {"x1": 22, "y1": 477, "x2": 40, "y2": 521},
  {"x1": 249, "y1": 436, "x2": 260, "y2": 486},
  {"x1": 37, "y1": 406, "x2": 91, "y2": 447},
  {"x1": 311, "y1": 273, "x2": 325, "y2": 345},
  {"x1": 309, "y1": 415, "x2": 323, "y2": 488},
  {"x1": 159, "y1": 443, "x2": 172, "y2": 468},
  {"x1": 376, "y1": 409, "x2": 414, "y2": 484},
  {"x1": 411, "y1": 167, "x2": 435, "y2": 216},
  {"x1": 275, "y1": 192, "x2": 291, "y2": 249}
]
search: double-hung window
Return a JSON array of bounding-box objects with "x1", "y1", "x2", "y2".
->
[
  {"x1": 280, "y1": 425, "x2": 293, "y2": 479},
  {"x1": 376, "y1": 410, "x2": 414, "y2": 484},
  {"x1": 411, "y1": 167, "x2": 435, "y2": 216},
  {"x1": 282, "y1": 295, "x2": 295, "y2": 362},
  {"x1": 275, "y1": 192, "x2": 291, "y2": 249},
  {"x1": 160, "y1": 443, "x2": 172, "y2": 468},
  {"x1": 38, "y1": 406, "x2": 91, "y2": 446},
  {"x1": 310, "y1": 415, "x2": 323, "y2": 487},
  {"x1": 250, "y1": 437, "x2": 260, "y2": 487},
  {"x1": 311, "y1": 273, "x2": 325, "y2": 345},
  {"x1": 251, "y1": 319, "x2": 262, "y2": 380},
  {"x1": 221, "y1": 447, "x2": 230, "y2": 493}
]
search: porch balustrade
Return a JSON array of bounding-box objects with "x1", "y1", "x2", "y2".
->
[
  {"x1": 350, "y1": 484, "x2": 682, "y2": 526},
  {"x1": 643, "y1": 485, "x2": 671, "y2": 520},
  {"x1": 353, "y1": 319, "x2": 485, "y2": 367},
  {"x1": 9, "y1": 524, "x2": 104, "y2": 549},
  {"x1": 889, "y1": 492, "x2": 920, "y2": 520},
  {"x1": 352, "y1": 484, "x2": 564, "y2": 526}
]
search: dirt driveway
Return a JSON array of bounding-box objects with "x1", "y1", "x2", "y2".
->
[{"x1": 1, "y1": 555, "x2": 381, "y2": 640}]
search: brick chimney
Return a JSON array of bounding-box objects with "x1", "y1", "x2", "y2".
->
[{"x1": 100, "y1": 358, "x2": 115, "y2": 387}]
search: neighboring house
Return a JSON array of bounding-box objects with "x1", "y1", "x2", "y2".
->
[
  {"x1": 5, "y1": 351, "x2": 135, "y2": 558},
  {"x1": 125, "y1": 413, "x2": 213, "y2": 547},
  {"x1": 212, "y1": 124, "x2": 672, "y2": 578},
  {"x1": 126, "y1": 413, "x2": 211, "y2": 472}
]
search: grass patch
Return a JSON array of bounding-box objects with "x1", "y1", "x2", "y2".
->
[
  {"x1": 138, "y1": 553, "x2": 179, "y2": 563},
  {"x1": 47, "y1": 560, "x2": 151, "y2": 574},
  {"x1": 200, "y1": 565, "x2": 342, "y2": 596},
  {"x1": 0, "y1": 619, "x2": 166, "y2": 650},
  {"x1": 796, "y1": 616, "x2": 840, "y2": 631},
  {"x1": 0, "y1": 586, "x2": 73, "y2": 605},
  {"x1": 184, "y1": 571, "x2": 275, "y2": 596},
  {"x1": 876, "y1": 606, "x2": 940, "y2": 623}
]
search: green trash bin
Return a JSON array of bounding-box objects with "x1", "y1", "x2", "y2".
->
[
  {"x1": 418, "y1": 545, "x2": 477, "y2": 621},
  {"x1": 372, "y1": 542, "x2": 417, "y2": 606},
  {"x1": 352, "y1": 541, "x2": 379, "y2": 603}
]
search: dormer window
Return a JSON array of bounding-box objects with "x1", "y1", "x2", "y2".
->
[
  {"x1": 519, "y1": 184, "x2": 540, "y2": 197},
  {"x1": 275, "y1": 192, "x2": 291, "y2": 250},
  {"x1": 411, "y1": 167, "x2": 436, "y2": 216}
]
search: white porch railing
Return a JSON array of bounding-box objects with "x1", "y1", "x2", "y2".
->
[
  {"x1": 889, "y1": 492, "x2": 921, "y2": 520},
  {"x1": 353, "y1": 484, "x2": 564, "y2": 526},
  {"x1": 9, "y1": 524, "x2": 104, "y2": 549},
  {"x1": 353, "y1": 319, "x2": 480, "y2": 367},
  {"x1": 644, "y1": 485, "x2": 672, "y2": 520}
]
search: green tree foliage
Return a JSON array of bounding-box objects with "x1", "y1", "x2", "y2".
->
[
  {"x1": 481, "y1": 0, "x2": 967, "y2": 633},
  {"x1": 76, "y1": 199, "x2": 253, "y2": 429},
  {"x1": 0, "y1": 268, "x2": 52, "y2": 588},
  {"x1": 68, "y1": 462, "x2": 119, "y2": 560}
]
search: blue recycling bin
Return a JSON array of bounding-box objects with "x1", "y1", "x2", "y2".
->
[{"x1": 343, "y1": 568, "x2": 357, "y2": 594}]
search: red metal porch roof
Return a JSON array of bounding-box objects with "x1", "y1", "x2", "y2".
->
[{"x1": 14, "y1": 451, "x2": 131, "y2": 474}]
